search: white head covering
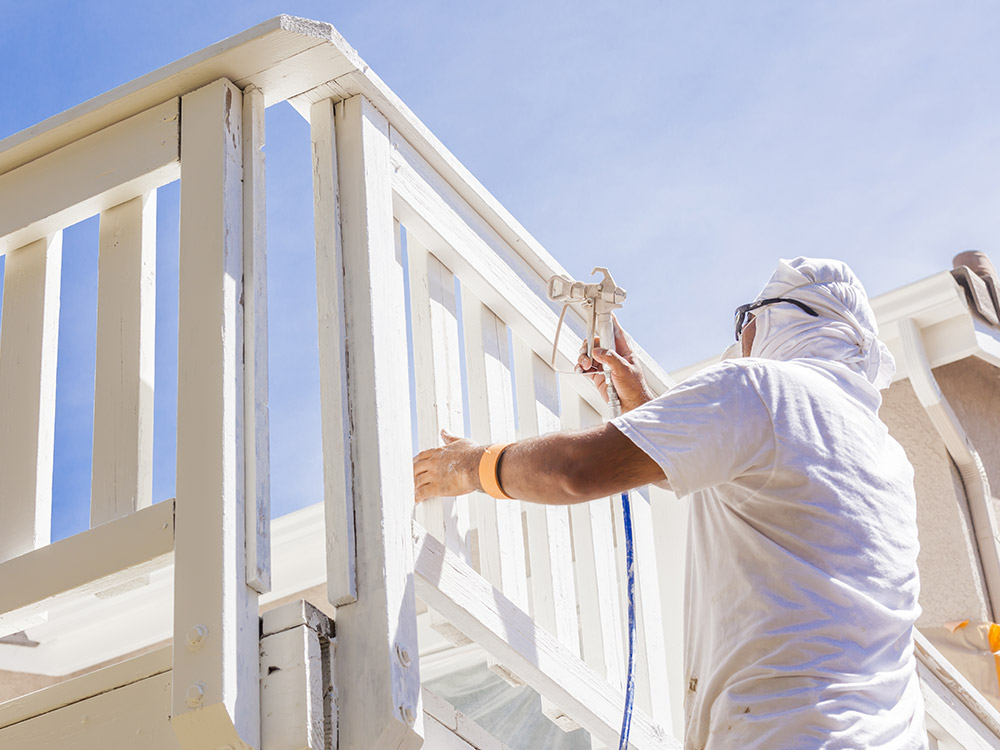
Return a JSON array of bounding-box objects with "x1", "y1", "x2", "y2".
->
[{"x1": 748, "y1": 257, "x2": 895, "y2": 390}]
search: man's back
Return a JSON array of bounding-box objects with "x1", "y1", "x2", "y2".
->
[{"x1": 614, "y1": 357, "x2": 926, "y2": 749}]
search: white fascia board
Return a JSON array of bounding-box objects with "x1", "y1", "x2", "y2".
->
[
  {"x1": 872, "y1": 271, "x2": 998, "y2": 383},
  {"x1": 669, "y1": 271, "x2": 1000, "y2": 385}
]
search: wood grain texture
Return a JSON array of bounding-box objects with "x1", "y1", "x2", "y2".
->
[
  {"x1": 91, "y1": 193, "x2": 156, "y2": 527},
  {"x1": 260, "y1": 625, "x2": 325, "y2": 750},
  {"x1": 242, "y1": 84, "x2": 272, "y2": 595},
  {"x1": 172, "y1": 78, "x2": 259, "y2": 750},
  {"x1": 0, "y1": 234, "x2": 62, "y2": 564},
  {"x1": 0, "y1": 100, "x2": 179, "y2": 256},
  {"x1": 332, "y1": 94, "x2": 422, "y2": 750},
  {"x1": 310, "y1": 96, "x2": 357, "y2": 608},
  {"x1": 413, "y1": 522, "x2": 677, "y2": 750}
]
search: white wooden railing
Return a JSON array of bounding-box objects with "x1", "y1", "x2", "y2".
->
[{"x1": 0, "y1": 16, "x2": 685, "y2": 750}]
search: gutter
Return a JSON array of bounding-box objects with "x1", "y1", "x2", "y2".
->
[{"x1": 898, "y1": 317, "x2": 1000, "y2": 623}]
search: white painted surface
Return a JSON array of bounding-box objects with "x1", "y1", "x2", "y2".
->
[
  {"x1": 920, "y1": 662, "x2": 1000, "y2": 750},
  {"x1": 560, "y1": 393, "x2": 625, "y2": 690},
  {"x1": 407, "y1": 231, "x2": 470, "y2": 562},
  {"x1": 512, "y1": 336, "x2": 582, "y2": 729},
  {"x1": 310, "y1": 96, "x2": 357, "y2": 607},
  {"x1": 628, "y1": 488, "x2": 671, "y2": 725},
  {"x1": 460, "y1": 289, "x2": 529, "y2": 686},
  {"x1": 0, "y1": 234, "x2": 62, "y2": 564},
  {"x1": 0, "y1": 100, "x2": 179, "y2": 256},
  {"x1": 0, "y1": 502, "x2": 328, "y2": 678},
  {"x1": 0, "y1": 647, "x2": 171, "y2": 730},
  {"x1": 91, "y1": 193, "x2": 156, "y2": 527},
  {"x1": 260, "y1": 625, "x2": 326, "y2": 750},
  {"x1": 172, "y1": 78, "x2": 259, "y2": 750},
  {"x1": 413, "y1": 522, "x2": 677, "y2": 750},
  {"x1": 0, "y1": 500, "x2": 173, "y2": 639},
  {"x1": 512, "y1": 337, "x2": 579, "y2": 653},
  {"x1": 422, "y1": 688, "x2": 511, "y2": 750},
  {"x1": 647, "y1": 484, "x2": 688, "y2": 740},
  {"x1": 389, "y1": 130, "x2": 606, "y2": 420},
  {"x1": 0, "y1": 671, "x2": 180, "y2": 750},
  {"x1": 460, "y1": 291, "x2": 526, "y2": 607},
  {"x1": 915, "y1": 631, "x2": 1000, "y2": 740},
  {"x1": 332, "y1": 94, "x2": 422, "y2": 750},
  {"x1": 242, "y1": 84, "x2": 272, "y2": 595}
]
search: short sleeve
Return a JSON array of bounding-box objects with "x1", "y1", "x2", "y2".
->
[{"x1": 611, "y1": 362, "x2": 775, "y2": 497}]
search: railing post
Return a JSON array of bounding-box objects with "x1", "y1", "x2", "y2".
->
[
  {"x1": 331, "y1": 93, "x2": 422, "y2": 750},
  {"x1": 172, "y1": 78, "x2": 259, "y2": 750},
  {"x1": 310, "y1": 96, "x2": 357, "y2": 607},
  {"x1": 242, "y1": 84, "x2": 271, "y2": 595}
]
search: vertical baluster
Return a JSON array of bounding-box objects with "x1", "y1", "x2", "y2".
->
[
  {"x1": 91, "y1": 193, "x2": 155, "y2": 527},
  {"x1": 513, "y1": 335, "x2": 582, "y2": 729},
  {"x1": 461, "y1": 285, "x2": 528, "y2": 684},
  {"x1": 242, "y1": 84, "x2": 271, "y2": 594},
  {"x1": 311, "y1": 96, "x2": 357, "y2": 607},
  {"x1": 649, "y1": 481, "x2": 688, "y2": 739},
  {"x1": 0, "y1": 234, "x2": 61, "y2": 564},
  {"x1": 610, "y1": 477, "x2": 671, "y2": 721},
  {"x1": 172, "y1": 78, "x2": 259, "y2": 750},
  {"x1": 561, "y1": 391, "x2": 625, "y2": 691},
  {"x1": 332, "y1": 94, "x2": 422, "y2": 750},
  {"x1": 407, "y1": 231, "x2": 470, "y2": 561},
  {"x1": 630, "y1": 487, "x2": 672, "y2": 724}
]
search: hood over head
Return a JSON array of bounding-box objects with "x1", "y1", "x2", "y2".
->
[{"x1": 748, "y1": 257, "x2": 895, "y2": 390}]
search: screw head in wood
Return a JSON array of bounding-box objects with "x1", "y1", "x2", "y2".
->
[
  {"x1": 395, "y1": 643, "x2": 412, "y2": 668},
  {"x1": 185, "y1": 682, "x2": 205, "y2": 708},
  {"x1": 186, "y1": 624, "x2": 209, "y2": 650}
]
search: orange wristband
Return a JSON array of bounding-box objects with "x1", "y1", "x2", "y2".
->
[{"x1": 478, "y1": 443, "x2": 514, "y2": 500}]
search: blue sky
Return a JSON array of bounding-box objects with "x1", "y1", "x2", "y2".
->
[{"x1": 3, "y1": 1, "x2": 1000, "y2": 537}]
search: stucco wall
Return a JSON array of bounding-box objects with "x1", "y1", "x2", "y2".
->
[{"x1": 880, "y1": 374, "x2": 990, "y2": 626}]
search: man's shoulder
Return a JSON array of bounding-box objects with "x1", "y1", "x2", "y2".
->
[{"x1": 678, "y1": 357, "x2": 788, "y2": 388}]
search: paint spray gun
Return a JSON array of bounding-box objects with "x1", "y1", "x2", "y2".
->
[
  {"x1": 547, "y1": 267, "x2": 627, "y2": 417},
  {"x1": 548, "y1": 266, "x2": 636, "y2": 750}
]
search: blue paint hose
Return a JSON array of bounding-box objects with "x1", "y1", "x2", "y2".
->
[
  {"x1": 603, "y1": 361, "x2": 636, "y2": 750},
  {"x1": 619, "y1": 488, "x2": 637, "y2": 750}
]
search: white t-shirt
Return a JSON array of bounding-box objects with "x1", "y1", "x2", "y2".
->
[{"x1": 612, "y1": 357, "x2": 926, "y2": 750}]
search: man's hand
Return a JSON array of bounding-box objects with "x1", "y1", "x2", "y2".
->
[
  {"x1": 577, "y1": 316, "x2": 656, "y2": 413},
  {"x1": 413, "y1": 429, "x2": 484, "y2": 503}
]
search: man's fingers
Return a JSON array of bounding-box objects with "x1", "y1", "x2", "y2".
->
[
  {"x1": 612, "y1": 316, "x2": 633, "y2": 359},
  {"x1": 592, "y1": 347, "x2": 630, "y2": 373}
]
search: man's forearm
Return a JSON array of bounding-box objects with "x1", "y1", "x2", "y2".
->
[
  {"x1": 494, "y1": 423, "x2": 667, "y2": 504},
  {"x1": 413, "y1": 422, "x2": 667, "y2": 505}
]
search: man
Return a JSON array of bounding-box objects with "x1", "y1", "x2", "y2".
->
[{"x1": 413, "y1": 257, "x2": 926, "y2": 749}]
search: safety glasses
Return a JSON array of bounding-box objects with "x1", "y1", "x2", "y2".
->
[{"x1": 734, "y1": 297, "x2": 819, "y2": 341}]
